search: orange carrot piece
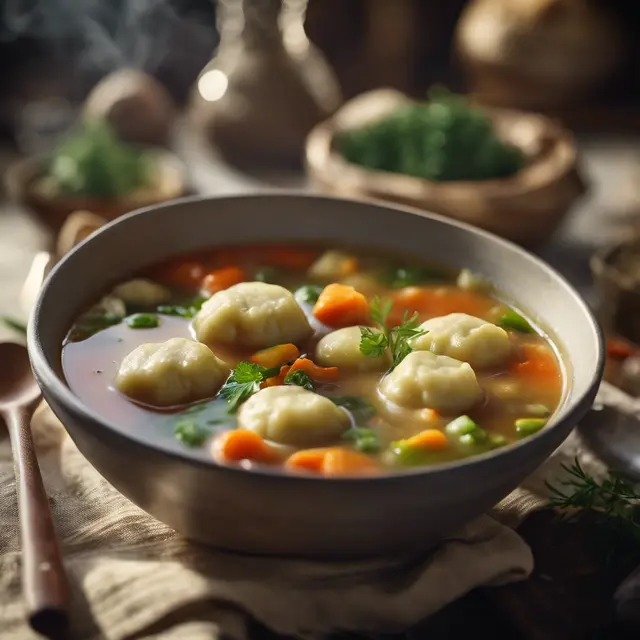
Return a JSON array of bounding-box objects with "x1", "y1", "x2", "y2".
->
[
  {"x1": 288, "y1": 358, "x2": 339, "y2": 382},
  {"x1": 285, "y1": 448, "x2": 331, "y2": 473},
  {"x1": 406, "y1": 429, "x2": 449, "y2": 451},
  {"x1": 251, "y1": 344, "x2": 300, "y2": 368},
  {"x1": 391, "y1": 287, "x2": 494, "y2": 325},
  {"x1": 262, "y1": 365, "x2": 290, "y2": 388},
  {"x1": 312, "y1": 283, "x2": 370, "y2": 327},
  {"x1": 322, "y1": 448, "x2": 379, "y2": 476},
  {"x1": 156, "y1": 260, "x2": 206, "y2": 289},
  {"x1": 201, "y1": 266, "x2": 246, "y2": 295},
  {"x1": 512, "y1": 345, "x2": 561, "y2": 384},
  {"x1": 264, "y1": 246, "x2": 318, "y2": 270},
  {"x1": 216, "y1": 429, "x2": 279, "y2": 464},
  {"x1": 607, "y1": 337, "x2": 637, "y2": 360}
]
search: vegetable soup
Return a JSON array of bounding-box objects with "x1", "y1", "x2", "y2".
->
[{"x1": 62, "y1": 243, "x2": 564, "y2": 476}]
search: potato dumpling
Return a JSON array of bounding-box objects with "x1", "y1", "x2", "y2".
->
[
  {"x1": 238, "y1": 386, "x2": 350, "y2": 447},
  {"x1": 411, "y1": 313, "x2": 511, "y2": 369},
  {"x1": 380, "y1": 350, "x2": 483, "y2": 414},
  {"x1": 193, "y1": 282, "x2": 312, "y2": 349},
  {"x1": 116, "y1": 337, "x2": 228, "y2": 407},
  {"x1": 315, "y1": 326, "x2": 389, "y2": 371},
  {"x1": 308, "y1": 250, "x2": 358, "y2": 280},
  {"x1": 112, "y1": 278, "x2": 171, "y2": 306}
]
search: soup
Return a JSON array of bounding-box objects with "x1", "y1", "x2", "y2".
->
[{"x1": 62, "y1": 243, "x2": 564, "y2": 476}]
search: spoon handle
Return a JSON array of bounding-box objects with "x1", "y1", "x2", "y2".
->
[{"x1": 6, "y1": 406, "x2": 69, "y2": 637}]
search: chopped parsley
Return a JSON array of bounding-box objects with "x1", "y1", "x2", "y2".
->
[
  {"x1": 67, "y1": 312, "x2": 123, "y2": 341},
  {"x1": 294, "y1": 284, "x2": 324, "y2": 305},
  {"x1": 498, "y1": 310, "x2": 534, "y2": 333},
  {"x1": 174, "y1": 419, "x2": 210, "y2": 447},
  {"x1": 359, "y1": 296, "x2": 426, "y2": 369},
  {"x1": 342, "y1": 426, "x2": 380, "y2": 453},
  {"x1": 382, "y1": 265, "x2": 446, "y2": 289},
  {"x1": 125, "y1": 313, "x2": 160, "y2": 329},
  {"x1": 330, "y1": 396, "x2": 376, "y2": 422},
  {"x1": 283, "y1": 369, "x2": 314, "y2": 390},
  {"x1": 219, "y1": 361, "x2": 281, "y2": 412},
  {"x1": 157, "y1": 296, "x2": 206, "y2": 319}
]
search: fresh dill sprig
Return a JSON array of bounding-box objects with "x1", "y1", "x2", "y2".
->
[
  {"x1": 359, "y1": 296, "x2": 426, "y2": 369},
  {"x1": 546, "y1": 457, "x2": 640, "y2": 566}
]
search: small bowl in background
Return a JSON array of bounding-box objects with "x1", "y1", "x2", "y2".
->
[
  {"x1": 305, "y1": 89, "x2": 587, "y2": 247},
  {"x1": 4, "y1": 148, "x2": 188, "y2": 232}
]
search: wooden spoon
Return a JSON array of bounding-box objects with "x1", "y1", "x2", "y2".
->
[{"x1": 0, "y1": 342, "x2": 69, "y2": 637}]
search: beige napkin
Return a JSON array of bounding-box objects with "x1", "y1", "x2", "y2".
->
[{"x1": 0, "y1": 382, "x2": 622, "y2": 640}]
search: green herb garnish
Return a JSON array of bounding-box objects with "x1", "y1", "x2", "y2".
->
[
  {"x1": 1, "y1": 315, "x2": 27, "y2": 335},
  {"x1": 283, "y1": 369, "x2": 314, "y2": 390},
  {"x1": 255, "y1": 267, "x2": 278, "y2": 283},
  {"x1": 498, "y1": 311, "x2": 533, "y2": 333},
  {"x1": 382, "y1": 265, "x2": 445, "y2": 289},
  {"x1": 546, "y1": 458, "x2": 640, "y2": 566},
  {"x1": 359, "y1": 296, "x2": 426, "y2": 370},
  {"x1": 330, "y1": 396, "x2": 377, "y2": 422},
  {"x1": 67, "y1": 312, "x2": 122, "y2": 341},
  {"x1": 294, "y1": 284, "x2": 324, "y2": 305},
  {"x1": 342, "y1": 427, "x2": 380, "y2": 453},
  {"x1": 338, "y1": 87, "x2": 525, "y2": 182},
  {"x1": 219, "y1": 362, "x2": 281, "y2": 412},
  {"x1": 157, "y1": 296, "x2": 206, "y2": 319},
  {"x1": 174, "y1": 420, "x2": 210, "y2": 447},
  {"x1": 125, "y1": 313, "x2": 159, "y2": 329},
  {"x1": 46, "y1": 120, "x2": 151, "y2": 199}
]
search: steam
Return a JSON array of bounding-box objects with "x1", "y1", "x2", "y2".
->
[{"x1": 0, "y1": 0, "x2": 214, "y2": 75}]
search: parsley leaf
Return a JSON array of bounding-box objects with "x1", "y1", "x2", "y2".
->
[
  {"x1": 283, "y1": 369, "x2": 314, "y2": 390},
  {"x1": 359, "y1": 297, "x2": 426, "y2": 370},
  {"x1": 219, "y1": 361, "x2": 281, "y2": 412},
  {"x1": 342, "y1": 426, "x2": 380, "y2": 453},
  {"x1": 294, "y1": 284, "x2": 324, "y2": 305},
  {"x1": 174, "y1": 420, "x2": 210, "y2": 447},
  {"x1": 157, "y1": 296, "x2": 207, "y2": 319},
  {"x1": 125, "y1": 313, "x2": 159, "y2": 329},
  {"x1": 330, "y1": 396, "x2": 376, "y2": 422}
]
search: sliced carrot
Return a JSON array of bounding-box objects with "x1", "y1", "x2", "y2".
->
[
  {"x1": 322, "y1": 448, "x2": 379, "y2": 476},
  {"x1": 155, "y1": 260, "x2": 206, "y2": 289},
  {"x1": 512, "y1": 345, "x2": 561, "y2": 385},
  {"x1": 607, "y1": 337, "x2": 637, "y2": 360},
  {"x1": 288, "y1": 358, "x2": 339, "y2": 382},
  {"x1": 406, "y1": 429, "x2": 449, "y2": 451},
  {"x1": 215, "y1": 429, "x2": 280, "y2": 464},
  {"x1": 285, "y1": 448, "x2": 331, "y2": 473},
  {"x1": 201, "y1": 266, "x2": 246, "y2": 295},
  {"x1": 264, "y1": 246, "x2": 318, "y2": 270},
  {"x1": 391, "y1": 286, "x2": 494, "y2": 325},
  {"x1": 262, "y1": 365, "x2": 290, "y2": 388},
  {"x1": 251, "y1": 343, "x2": 300, "y2": 369},
  {"x1": 312, "y1": 283, "x2": 370, "y2": 327}
]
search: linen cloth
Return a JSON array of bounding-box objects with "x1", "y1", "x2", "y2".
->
[{"x1": 0, "y1": 378, "x2": 624, "y2": 640}]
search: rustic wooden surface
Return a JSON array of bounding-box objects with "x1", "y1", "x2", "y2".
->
[{"x1": 2, "y1": 124, "x2": 640, "y2": 638}]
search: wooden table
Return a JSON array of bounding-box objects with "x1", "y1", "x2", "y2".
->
[{"x1": 2, "y1": 125, "x2": 640, "y2": 639}]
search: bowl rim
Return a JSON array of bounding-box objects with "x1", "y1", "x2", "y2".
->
[{"x1": 28, "y1": 191, "x2": 605, "y2": 485}]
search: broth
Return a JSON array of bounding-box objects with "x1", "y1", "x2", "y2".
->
[{"x1": 62, "y1": 243, "x2": 564, "y2": 475}]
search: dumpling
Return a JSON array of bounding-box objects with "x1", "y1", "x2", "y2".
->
[
  {"x1": 112, "y1": 278, "x2": 171, "y2": 306},
  {"x1": 380, "y1": 350, "x2": 482, "y2": 414},
  {"x1": 411, "y1": 313, "x2": 511, "y2": 369},
  {"x1": 238, "y1": 386, "x2": 350, "y2": 447},
  {"x1": 116, "y1": 337, "x2": 228, "y2": 407},
  {"x1": 308, "y1": 250, "x2": 358, "y2": 280},
  {"x1": 193, "y1": 282, "x2": 312, "y2": 349},
  {"x1": 315, "y1": 326, "x2": 389, "y2": 371}
]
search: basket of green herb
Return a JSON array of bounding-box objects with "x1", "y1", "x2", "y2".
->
[
  {"x1": 5, "y1": 120, "x2": 186, "y2": 231},
  {"x1": 305, "y1": 88, "x2": 586, "y2": 247}
]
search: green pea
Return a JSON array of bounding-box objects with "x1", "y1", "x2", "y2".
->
[
  {"x1": 515, "y1": 418, "x2": 547, "y2": 437},
  {"x1": 445, "y1": 415, "x2": 478, "y2": 436},
  {"x1": 498, "y1": 310, "x2": 533, "y2": 333},
  {"x1": 459, "y1": 428, "x2": 488, "y2": 446},
  {"x1": 125, "y1": 313, "x2": 159, "y2": 329},
  {"x1": 523, "y1": 403, "x2": 551, "y2": 418},
  {"x1": 489, "y1": 434, "x2": 508, "y2": 449}
]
